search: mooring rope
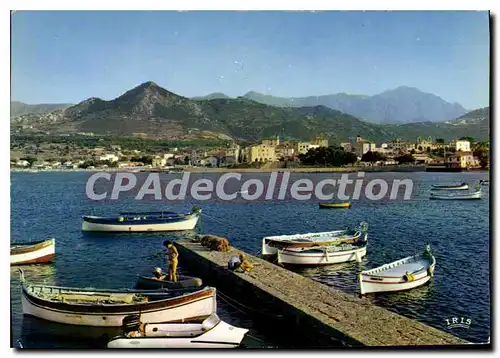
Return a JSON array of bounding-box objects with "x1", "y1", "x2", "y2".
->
[
  {"x1": 217, "y1": 290, "x2": 283, "y2": 320},
  {"x1": 202, "y1": 212, "x2": 240, "y2": 231}
]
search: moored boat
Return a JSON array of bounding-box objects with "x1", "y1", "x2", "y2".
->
[
  {"x1": 19, "y1": 270, "x2": 216, "y2": 327},
  {"x1": 318, "y1": 202, "x2": 351, "y2": 209},
  {"x1": 82, "y1": 207, "x2": 202, "y2": 232},
  {"x1": 429, "y1": 189, "x2": 481, "y2": 200},
  {"x1": 107, "y1": 313, "x2": 248, "y2": 348},
  {"x1": 359, "y1": 244, "x2": 436, "y2": 295},
  {"x1": 135, "y1": 275, "x2": 203, "y2": 290},
  {"x1": 276, "y1": 238, "x2": 368, "y2": 266},
  {"x1": 431, "y1": 182, "x2": 469, "y2": 190},
  {"x1": 480, "y1": 179, "x2": 489, "y2": 186},
  {"x1": 11, "y1": 238, "x2": 56, "y2": 265},
  {"x1": 262, "y1": 222, "x2": 368, "y2": 257}
]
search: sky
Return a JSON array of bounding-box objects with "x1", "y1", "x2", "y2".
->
[{"x1": 11, "y1": 11, "x2": 490, "y2": 109}]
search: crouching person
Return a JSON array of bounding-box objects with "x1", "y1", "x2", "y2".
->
[{"x1": 228, "y1": 253, "x2": 253, "y2": 273}]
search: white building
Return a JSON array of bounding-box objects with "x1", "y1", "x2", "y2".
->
[
  {"x1": 152, "y1": 156, "x2": 167, "y2": 167},
  {"x1": 204, "y1": 156, "x2": 218, "y2": 167},
  {"x1": 99, "y1": 154, "x2": 119, "y2": 162},
  {"x1": 455, "y1": 140, "x2": 471, "y2": 152},
  {"x1": 16, "y1": 160, "x2": 30, "y2": 167},
  {"x1": 297, "y1": 142, "x2": 320, "y2": 155},
  {"x1": 355, "y1": 142, "x2": 376, "y2": 157}
]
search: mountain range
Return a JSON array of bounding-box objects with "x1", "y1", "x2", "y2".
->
[
  {"x1": 10, "y1": 81, "x2": 489, "y2": 143},
  {"x1": 10, "y1": 101, "x2": 73, "y2": 118},
  {"x1": 192, "y1": 86, "x2": 469, "y2": 124}
]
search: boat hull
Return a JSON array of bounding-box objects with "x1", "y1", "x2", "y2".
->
[
  {"x1": 135, "y1": 276, "x2": 203, "y2": 290},
  {"x1": 21, "y1": 286, "x2": 216, "y2": 327},
  {"x1": 11, "y1": 239, "x2": 56, "y2": 265},
  {"x1": 107, "y1": 321, "x2": 248, "y2": 348},
  {"x1": 278, "y1": 244, "x2": 367, "y2": 266},
  {"x1": 82, "y1": 215, "x2": 199, "y2": 232},
  {"x1": 430, "y1": 191, "x2": 481, "y2": 200},
  {"x1": 431, "y1": 184, "x2": 469, "y2": 191},
  {"x1": 319, "y1": 203, "x2": 351, "y2": 209},
  {"x1": 261, "y1": 229, "x2": 363, "y2": 257},
  {"x1": 359, "y1": 245, "x2": 436, "y2": 295},
  {"x1": 359, "y1": 272, "x2": 432, "y2": 295}
]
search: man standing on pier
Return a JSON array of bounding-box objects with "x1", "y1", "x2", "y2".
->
[{"x1": 163, "y1": 240, "x2": 179, "y2": 282}]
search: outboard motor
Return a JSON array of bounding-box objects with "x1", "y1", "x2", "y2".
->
[{"x1": 122, "y1": 314, "x2": 141, "y2": 334}]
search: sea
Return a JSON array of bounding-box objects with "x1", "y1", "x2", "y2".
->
[{"x1": 10, "y1": 170, "x2": 490, "y2": 348}]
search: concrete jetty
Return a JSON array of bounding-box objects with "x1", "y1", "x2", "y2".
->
[{"x1": 175, "y1": 240, "x2": 468, "y2": 347}]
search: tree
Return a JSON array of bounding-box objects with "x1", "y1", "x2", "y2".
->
[
  {"x1": 298, "y1": 146, "x2": 357, "y2": 167},
  {"x1": 361, "y1": 151, "x2": 386, "y2": 163},
  {"x1": 395, "y1": 154, "x2": 415, "y2": 165},
  {"x1": 173, "y1": 158, "x2": 184, "y2": 165},
  {"x1": 436, "y1": 138, "x2": 445, "y2": 144},
  {"x1": 184, "y1": 156, "x2": 190, "y2": 165},
  {"x1": 459, "y1": 136, "x2": 475, "y2": 143},
  {"x1": 131, "y1": 155, "x2": 153, "y2": 165},
  {"x1": 473, "y1": 146, "x2": 489, "y2": 168},
  {"x1": 20, "y1": 157, "x2": 37, "y2": 167}
]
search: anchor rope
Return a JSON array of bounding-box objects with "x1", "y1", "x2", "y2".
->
[
  {"x1": 199, "y1": 212, "x2": 262, "y2": 256},
  {"x1": 217, "y1": 290, "x2": 283, "y2": 320}
]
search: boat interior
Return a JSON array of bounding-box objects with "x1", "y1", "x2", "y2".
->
[
  {"x1": 364, "y1": 256, "x2": 431, "y2": 277},
  {"x1": 123, "y1": 314, "x2": 220, "y2": 338},
  {"x1": 12, "y1": 240, "x2": 46, "y2": 247},
  {"x1": 26, "y1": 286, "x2": 149, "y2": 304}
]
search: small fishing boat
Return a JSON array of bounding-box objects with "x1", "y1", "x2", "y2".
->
[
  {"x1": 429, "y1": 189, "x2": 481, "y2": 200},
  {"x1": 82, "y1": 207, "x2": 202, "y2": 232},
  {"x1": 276, "y1": 239, "x2": 368, "y2": 266},
  {"x1": 11, "y1": 238, "x2": 56, "y2": 265},
  {"x1": 262, "y1": 222, "x2": 368, "y2": 257},
  {"x1": 135, "y1": 275, "x2": 203, "y2": 290},
  {"x1": 107, "y1": 313, "x2": 248, "y2": 348},
  {"x1": 480, "y1": 180, "x2": 489, "y2": 186},
  {"x1": 319, "y1": 202, "x2": 351, "y2": 209},
  {"x1": 431, "y1": 182, "x2": 469, "y2": 190},
  {"x1": 19, "y1": 270, "x2": 216, "y2": 327},
  {"x1": 359, "y1": 244, "x2": 436, "y2": 295}
]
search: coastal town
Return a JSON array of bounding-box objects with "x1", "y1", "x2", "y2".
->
[
  {"x1": 10, "y1": 134, "x2": 489, "y2": 172},
  {"x1": 10, "y1": 10, "x2": 490, "y2": 350}
]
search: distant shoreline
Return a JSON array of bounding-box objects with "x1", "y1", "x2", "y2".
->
[{"x1": 11, "y1": 165, "x2": 489, "y2": 174}]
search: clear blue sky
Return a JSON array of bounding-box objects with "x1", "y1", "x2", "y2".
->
[{"x1": 11, "y1": 11, "x2": 489, "y2": 109}]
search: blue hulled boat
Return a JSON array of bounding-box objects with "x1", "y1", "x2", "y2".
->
[{"x1": 82, "y1": 207, "x2": 202, "y2": 232}]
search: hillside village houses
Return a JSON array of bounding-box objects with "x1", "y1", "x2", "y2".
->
[
  {"x1": 244, "y1": 136, "x2": 329, "y2": 163},
  {"x1": 10, "y1": 129, "x2": 485, "y2": 170},
  {"x1": 337, "y1": 135, "x2": 481, "y2": 168}
]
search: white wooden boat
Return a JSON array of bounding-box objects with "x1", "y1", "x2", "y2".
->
[
  {"x1": 82, "y1": 207, "x2": 201, "y2": 232},
  {"x1": 431, "y1": 182, "x2": 469, "y2": 190},
  {"x1": 358, "y1": 244, "x2": 436, "y2": 295},
  {"x1": 276, "y1": 238, "x2": 368, "y2": 266},
  {"x1": 429, "y1": 190, "x2": 481, "y2": 200},
  {"x1": 107, "y1": 314, "x2": 248, "y2": 348},
  {"x1": 19, "y1": 270, "x2": 216, "y2": 327},
  {"x1": 262, "y1": 222, "x2": 368, "y2": 257},
  {"x1": 135, "y1": 275, "x2": 203, "y2": 290},
  {"x1": 11, "y1": 238, "x2": 56, "y2": 265},
  {"x1": 480, "y1": 180, "x2": 489, "y2": 186}
]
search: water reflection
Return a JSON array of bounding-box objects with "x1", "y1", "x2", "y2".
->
[
  {"x1": 10, "y1": 264, "x2": 57, "y2": 286},
  {"x1": 80, "y1": 229, "x2": 198, "y2": 240},
  {"x1": 367, "y1": 282, "x2": 433, "y2": 304},
  {"x1": 20, "y1": 316, "x2": 116, "y2": 349}
]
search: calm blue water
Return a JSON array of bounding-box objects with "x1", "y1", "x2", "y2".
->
[{"x1": 10, "y1": 171, "x2": 490, "y2": 347}]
